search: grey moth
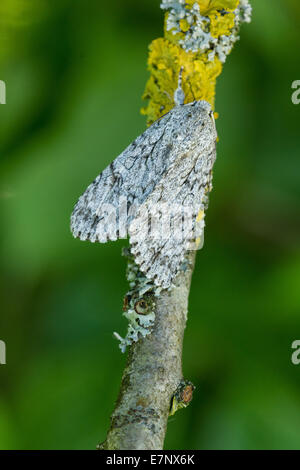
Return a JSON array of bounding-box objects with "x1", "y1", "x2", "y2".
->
[{"x1": 71, "y1": 85, "x2": 217, "y2": 289}]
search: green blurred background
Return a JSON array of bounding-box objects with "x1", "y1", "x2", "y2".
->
[{"x1": 0, "y1": 0, "x2": 299, "y2": 450}]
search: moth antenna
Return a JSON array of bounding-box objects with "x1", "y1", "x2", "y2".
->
[
  {"x1": 174, "y1": 66, "x2": 185, "y2": 106},
  {"x1": 189, "y1": 79, "x2": 196, "y2": 102}
]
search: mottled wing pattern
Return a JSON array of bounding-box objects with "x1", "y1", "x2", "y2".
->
[
  {"x1": 71, "y1": 113, "x2": 173, "y2": 242},
  {"x1": 71, "y1": 100, "x2": 217, "y2": 289},
  {"x1": 129, "y1": 144, "x2": 216, "y2": 288}
]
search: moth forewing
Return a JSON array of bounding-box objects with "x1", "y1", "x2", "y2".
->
[{"x1": 71, "y1": 100, "x2": 217, "y2": 288}]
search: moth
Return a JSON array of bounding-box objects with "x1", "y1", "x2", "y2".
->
[{"x1": 71, "y1": 73, "x2": 217, "y2": 289}]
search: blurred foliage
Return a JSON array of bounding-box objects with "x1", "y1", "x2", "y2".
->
[{"x1": 0, "y1": 0, "x2": 300, "y2": 450}]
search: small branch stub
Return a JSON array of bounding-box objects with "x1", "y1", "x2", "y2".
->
[
  {"x1": 169, "y1": 380, "x2": 195, "y2": 417},
  {"x1": 100, "y1": 252, "x2": 197, "y2": 450}
]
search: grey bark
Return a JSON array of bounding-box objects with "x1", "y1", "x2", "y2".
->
[{"x1": 101, "y1": 251, "x2": 196, "y2": 450}]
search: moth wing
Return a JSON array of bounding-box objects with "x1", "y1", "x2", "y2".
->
[
  {"x1": 71, "y1": 113, "x2": 173, "y2": 243},
  {"x1": 129, "y1": 145, "x2": 216, "y2": 288}
]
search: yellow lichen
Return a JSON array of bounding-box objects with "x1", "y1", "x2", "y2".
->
[{"x1": 142, "y1": 0, "x2": 243, "y2": 125}]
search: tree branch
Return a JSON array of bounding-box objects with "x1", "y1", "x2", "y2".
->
[{"x1": 101, "y1": 252, "x2": 196, "y2": 450}]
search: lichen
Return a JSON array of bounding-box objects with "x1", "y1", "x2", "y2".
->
[
  {"x1": 114, "y1": 248, "x2": 163, "y2": 353},
  {"x1": 142, "y1": 0, "x2": 252, "y2": 124},
  {"x1": 170, "y1": 380, "x2": 195, "y2": 416}
]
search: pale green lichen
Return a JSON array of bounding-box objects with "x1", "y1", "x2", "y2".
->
[{"x1": 114, "y1": 248, "x2": 163, "y2": 353}]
